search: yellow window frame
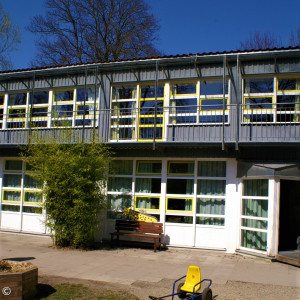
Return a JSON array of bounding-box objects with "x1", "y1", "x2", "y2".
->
[
  {"x1": 2, "y1": 189, "x2": 21, "y2": 203},
  {"x1": 136, "y1": 160, "x2": 162, "y2": 175},
  {"x1": 243, "y1": 96, "x2": 273, "y2": 113},
  {"x1": 167, "y1": 161, "x2": 195, "y2": 176},
  {"x1": 166, "y1": 196, "x2": 194, "y2": 213},
  {"x1": 134, "y1": 195, "x2": 160, "y2": 211},
  {"x1": 75, "y1": 104, "x2": 97, "y2": 117},
  {"x1": 170, "y1": 82, "x2": 197, "y2": 97},
  {"x1": 30, "y1": 106, "x2": 49, "y2": 120},
  {"x1": 23, "y1": 190, "x2": 43, "y2": 205},
  {"x1": 7, "y1": 107, "x2": 27, "y2": 120},
  {"x1": 277, "y1": 77, "x2": 300, "y2": 92}
]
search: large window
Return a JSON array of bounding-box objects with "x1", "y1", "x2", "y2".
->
[
  {"x1": 241, "y1": 179, "x2": 269, "y2": 251},
  {"x1": 111, "y1": 85, "x2": 137, "y2": 140},
  {"x1": 7, "y1": 93, "x2": 27, "y2": 128},
  {"x1": 1, "y1": 159, "x2": 43, "y2": 214},
  {"x1": 107, "y1": 160, "x2": 133, "y2": 219},
  {"x1": 243, "y1": 77, "x2": 300, "y2": 123}
]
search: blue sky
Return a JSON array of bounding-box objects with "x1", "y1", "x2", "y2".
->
[{"x1": 2, "y1": 0, "x2": 300, "y2": 70}]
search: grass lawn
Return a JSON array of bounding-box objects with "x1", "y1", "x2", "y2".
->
[{"x1": 35, "y1": 282, "x2": 139, "y2": 300}]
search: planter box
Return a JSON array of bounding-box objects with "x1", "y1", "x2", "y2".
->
[{"x1": 0, "y1": 267, "x2": 38, "y2": 300}]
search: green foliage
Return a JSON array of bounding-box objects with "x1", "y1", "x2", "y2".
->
[{"x1": 22, "y1": 134, "x2": 111, "y2": 248}]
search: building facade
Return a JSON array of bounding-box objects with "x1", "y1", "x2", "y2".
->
[{"x1": 0, "y1": 48, "x2": 299, "y2": 259}]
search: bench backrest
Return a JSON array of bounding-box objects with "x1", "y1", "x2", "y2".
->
[{"x1": 115, "y1": 220, "x2": 163, "y2": 234}]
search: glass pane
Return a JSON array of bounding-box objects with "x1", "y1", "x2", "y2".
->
[
  {"x1": 77, "y1": 87, "x2": 97, "y2": 102},
  {"x1": 168, "y1": 162, "x2": 194, "y2": 175},
  {"x1": 241, "y1": 229, "x2": 267, "y2": 251},
  {"x1": 32, "y1": 107, "x2": 48, "y2": 117},
  {"x1": 245, "y1": 97, "x2": 272, "y2": 109},
  {"x1": 244, "y1": 78, "x2": 273, "y2": 93},
  {"x1": 242, "y1": 199, "x2": 268, "y2": 218},
  {"x1": 77, "y1": 105, "x2": 95, "y2": 116},
  {"x1": 242, "y1": 218, "x2": 268, "y2": 230},
  {"x1": 23, "y1": 206, "x2": 42, "y2": 214},
  {"x1": 243, "y1": 114, "x2": 273, "y2": 123},
  {"x1": 55, "y1": 91, "x2": 74, "y2": 101},
  {"x1": 243, "y1": 179, "x2": 268, "y2": 197},
  {"x1": 167, "y1": 198, "x2": 192, "y2": 212},
  {"x1": 109, "y1": 160, "x2": 133, "y2": 175},
  {"x1": 167, "y1": 179, "x2": 194, "y2": 195},
  {"x1": 278, "y1": 78, "x2": 300, "y2": 91},
  {"x1": 136, "y1": 178, "x2": 161, "y2": 193},
  {"x1": 135, "y1": 197, "x2": 159, "y2": 210},
  {"x1": 141, "y1": 86, "x2": 164, "y2": 99},
  {"x1": 139, "y1": 127, "x2": 162, "y2": 140},
  {"x1": 201, "y1": 80, "x2": 228, "y2": 95},
  {"x1": 5, "y1": 160, "x2": 22, "y2": 171},
  {"x1": 24, "y1": 192, "x2": 43, "y2": 203},
  {"x1": 108, "y1": 177, "x2": 132, "y2": 192},
  {"x1": 198, "y1": 161, "x2": 226, "y2": 177},
  {"x1": 196, "y1": 217, "x2": 224, "y2": 226},
  {"x1": 3, "y1": 174, "x2": 22, "y2": 187},
  {"x1": 33, "y1": 91, "x2": 49, "y2": 104},
  {"x1": 140, "y1": 100, "x2": 163, "y2": 115},
  {"x1": 8, "y1": 93, "x2": 27, "y2": 106},
  {"x1": 0, "y1": 95, "x2": 4, "y2": 105},
  {"x1": 171, "y1": 98, "x2": 197, "y2": 113},
  {"x1": 53, "y1": 105, "x2": 73, "y2": 117},
  {"x1": 75, "y1": 119, "x2": 92, "y2": 126},
  {"x1": 172, "y1": 83, "x2": 196, "y2": 95},
  {"x1": 8, "y1": 108, "x2": 26, "y2": 118},
  {"x1": 1, "y1": 204, "x2": 20, "y2": 212},
  {"x1": 199, "y1": 115, "x2": 228, "y2": 123},
  {"x1": 137, "y1": 161, "x2": 162, "y2": 174},
  {"x1": 166, "y1": 215, "x2": 193, "y2": 224},
  {"x1": 277, "y1": 95, "x2": 298, "y2": 110},
  {"x1": 112, "y1": 86, "x2": 137, "y2": 100},
  {"x1": 201, "y1": 99, "x2": 226, "y2": 111},
  {"x1": 196, "y1": 198, "x2": 225, "y2": 215},
  {"x1": 111, "y1": 128, "x2": 133, "y2": 140},
  {"x1": 30, "y1": 121, "x2": 48, "y2": 128},
  {"x1": 112, "y1": 102, "x2": 135, "y2": 116},
  {"x1": 24, "y1": 175, "x2": 41, "y2": 189},
  {"x1": 197, "y1": 180, "x2": 226, "y2": 196},
  {"x1": 3, "y1": 191, "x2": 21, "y2": 202},
  {"x1": 107, "y1": 195, "x2": 132, "y2": 211}
]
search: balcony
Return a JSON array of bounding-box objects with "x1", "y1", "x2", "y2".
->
[{"x1": 0, "y1": 103, "x2": 299, "y2": 146}]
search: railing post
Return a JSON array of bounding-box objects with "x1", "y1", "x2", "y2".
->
[
  {"x1": 153, "y1": 60, "x2": 159, "y2": 150},
  {"x1": 222, "y1": 56, "x2": 226, "y2": 150}
]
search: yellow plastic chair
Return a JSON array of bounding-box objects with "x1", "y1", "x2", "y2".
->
[{"x1": 179, "y1": 265, "x2": 201, "y2": 293}]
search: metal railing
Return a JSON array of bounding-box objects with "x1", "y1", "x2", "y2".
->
[{"x1": 0, "y1": 104, "x2": 299, "y2": 145}]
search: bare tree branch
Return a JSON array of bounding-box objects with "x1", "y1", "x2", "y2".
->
[{"x1": 28, "y1": 0, "x2": 160, "y2": 67}]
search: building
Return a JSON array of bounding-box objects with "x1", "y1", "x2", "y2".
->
[{"x1": 0, "y1": 47, "x2": 299, "y2": 262}]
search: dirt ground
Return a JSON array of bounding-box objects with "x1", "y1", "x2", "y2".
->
[{"x1": 39, "y1": 274, "x2": 300, "y2": 300}]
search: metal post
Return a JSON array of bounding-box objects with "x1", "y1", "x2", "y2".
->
[
  {"x1": 235, "y1": 55, "x2": 240, "y2": 151},
  {"x1": 153, "y1": 60, "x2": 159, "y2": 150},
  {"x1": 29, "y1": 71, "x2": 36, "y2": 143},
  {"x1": 93, "y1": 66, "x2": 98, "y2": 143},
  {"x1": 82, "y1": 67, "x2": 87, "y2": 143},
  {"x1": 222, "y1": 56, "x2": 226, "y2": 151}
]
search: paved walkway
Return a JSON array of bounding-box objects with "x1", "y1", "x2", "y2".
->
[{"x1": 0, "y1": 232, "x2": 299, "y2": 289}]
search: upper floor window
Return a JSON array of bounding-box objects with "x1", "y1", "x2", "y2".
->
[
  {"x1": 244, "y1": 78, "x2": 273, "y2": 94},
  {"x1": 54, "y1": 90, "x2": 74, "y2": 102},
  {"x1": 8, "y1": 93, "x2": 27, "y2": 106},
  {"x1": 33, "y1": 91, "x2": 49, "y2": 104}
]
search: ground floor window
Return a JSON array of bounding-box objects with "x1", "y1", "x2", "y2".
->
[{"x1": 241, "y1": 179, "x2": 269, "y2": 251}]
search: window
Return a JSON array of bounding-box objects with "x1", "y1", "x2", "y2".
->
[
  {"x1": 33, "y1": 91, "x2": 49, "y2": 104},
  {"x1": 111, "y1": 85, "x2": 137, "y2": 141},
  {"x1": 166, "y1": 197, "x2": 193, "y2": 212},
  {"x1": 135, "y1": 196, "x2": 160, "y2": 210},
  {"x1": 138, "y1": 85, "x2": 164, "y2": 141},
  {"x1": 107, "y1": 160, "x2": 133, "y2": 219},
  {"x1": 0, "y1": 94, "x2": 4, "y2": 129},
  {"x1": 168, "y1": 161, "x2": 194, "y2": 175},
  {"x1": 55, "y1": 90, "x2": 74, "y2": 102},
  {"x1": 7, "y1": 93, "x2": 27, "y2": 128},
  {"x1": 243, "y1": 78, "x2": 274, "y2": 123},
  {"x1": 1, "y1": 160, "x2": 43, "y2": 215},
  {"x1": 196, "y1": 161, "x2": 226, "y2": 226},
  {"x1": 170, "y1": 83, "x2": 197, "y2": 124},
  {"x1": 241, "y1": 179, "x2": 269, "y2": 251},
  {"x1": 199, "y1": 80, "x2": 229, "y2": 123}
]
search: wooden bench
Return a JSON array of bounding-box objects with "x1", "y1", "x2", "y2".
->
[{"x1": 110, "y1": 220, "x2": 163, "y2": 252}]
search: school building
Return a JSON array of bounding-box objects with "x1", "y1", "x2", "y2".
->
[{"x1": 0, "y1": 47, "x2": 299, "y2": 263}]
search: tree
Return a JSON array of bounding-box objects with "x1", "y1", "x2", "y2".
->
[
  {"x1": 290, "y1": 27, "x2": 300, "y2": 47},
  {"x1": 0, "y1": 1, "x2": 21, "y2": 69},
  {"x1": 22, "y1": 135, "x2": 111, "y2": 248},
  {"x1": 28, "y1": 0, "x2": 160, "y2": 66},
  {"x1": 239, "y1": 31, "x2": 282, "y2": 51}
]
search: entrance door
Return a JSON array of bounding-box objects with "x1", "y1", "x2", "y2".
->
[{"x1": 278, "y1": 180, "x2": 300, "y2": 251}]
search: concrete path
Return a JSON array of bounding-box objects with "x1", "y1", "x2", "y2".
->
[{"x1": 0, "y1": 232, "x2": 299, "y2": 289}]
